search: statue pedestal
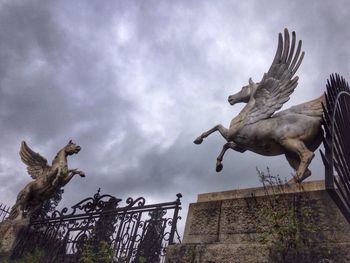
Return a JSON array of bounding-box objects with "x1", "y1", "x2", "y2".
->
[
  {"x1": 0, "y1": 218, "x2": 29, "y2": 258},
  {"x1": 165, "y1": 180, "x2": 350, "y2": 263}
]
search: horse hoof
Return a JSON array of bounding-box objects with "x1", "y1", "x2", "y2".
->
[
  {"x1": 287, "y1": 177, "x2": 300, "y2": 184},
  {"x1": 216, "y1": 163, "x2": 223, "y2": 172},
  {"x1": 287, "y1": 178, "x2": 295, "y2": 184},
  {"x1": 193, "y1": 137, "x2": 203, "y2": 144}
]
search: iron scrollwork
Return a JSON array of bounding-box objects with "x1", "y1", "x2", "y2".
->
[{"x1": 12, "y1": 190, "x2": 182, "y2": 263}]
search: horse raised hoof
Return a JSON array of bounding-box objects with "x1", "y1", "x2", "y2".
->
[
  {"x1": 193, "y1": 137, "x2": 203, "y2": 144},
  {"x1": 216, "y1": 162, "x2": 223, "y2": 172}
]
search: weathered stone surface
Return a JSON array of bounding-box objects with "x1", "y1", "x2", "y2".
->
[
  {"x1": 0, "y1": 218, "x2": 29, "y2": 257},
  {"x1": 219, "y1": 197, "x2": 262, "y2": 244},
  {"x1": 166, "y1": 243, "x2": 269, "y2": 263},
  {"x1": 166, "y1": 181, "x2": 350, "y2": 263},
  {"x1": 197, "y1": 180, "x2": 325, "y2": 202},
  {"x1": 182, "y1": 201, "x2": 221, "y2": 244}
]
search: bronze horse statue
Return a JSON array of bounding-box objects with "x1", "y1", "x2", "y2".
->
[
  {"x1": 194, "y1": 29, "x2": 325, "y2": 183},
  {"x1": 9, "y1": 140, "x2": 85, "y2": 220}
]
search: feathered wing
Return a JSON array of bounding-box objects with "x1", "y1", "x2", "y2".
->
[
  {"x1": 245, "y1": 28, "x2": 304, "y2": 125},
  {"x1": 19, "y1": 141, "x2": 51, "y2": 179}
]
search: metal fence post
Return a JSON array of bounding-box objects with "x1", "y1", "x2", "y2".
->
[{"x1": 168, "y1": 193, "x2": 182, "y2": 245}]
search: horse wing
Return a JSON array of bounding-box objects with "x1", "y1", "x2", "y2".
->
[
  {"x1": 245, "y1": 29, "x2": 304, "y2": 125},
  {"x1": 19, "y1": 141, "x2": 51, "y2": 180}
]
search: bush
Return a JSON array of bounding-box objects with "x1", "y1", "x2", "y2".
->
[
  {"x1": 80, "y1": 240, "x2": 114, "y2": 263},
  {"x1": 257, "y1": 168, "x2": 336, "y2": 263}
]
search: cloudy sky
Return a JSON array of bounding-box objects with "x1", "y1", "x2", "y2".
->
[{"x1": 1, "y1": 0, "x2": 350, "y2": 234}]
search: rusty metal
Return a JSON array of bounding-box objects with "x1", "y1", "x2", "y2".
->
[{"x1": 321, "y1": 73, "x2": 350, "y2": 223}]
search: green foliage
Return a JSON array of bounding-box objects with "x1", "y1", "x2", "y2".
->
[
  {"x1": 80, "y1": 240, "x2": 114, "y2": 263},
  {"x1": 257, "y1": 168, "x2": 336, "y2": 263},
  {"x1": 36, "y1": 188, "x2": 64, "y2": 219}
]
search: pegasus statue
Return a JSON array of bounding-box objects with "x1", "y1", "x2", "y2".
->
[
  {"x1": 9, "y1": 140, "x2": 85, "y2": 220},
  {"x1": 194, "y1": 29, "x2": 325, "y2": 183}
]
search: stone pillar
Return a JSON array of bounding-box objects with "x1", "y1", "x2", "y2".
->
[
  {"x1": 165, "y1": 180, "x2": 350, "y2": 263},
  {"x1": 0, "y1": 218, "x2": 29, "y2": 258}
]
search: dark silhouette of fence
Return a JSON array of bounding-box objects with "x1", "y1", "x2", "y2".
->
[
  {"x1": 12, "y1": 190, "x2": 182, "y2": 263},
  {"x1": 321, "y1": 73, "x2": 350, "y2": 223},
  {"x1": 0, "y1": 203, "x2": 10, "y2": 222}
]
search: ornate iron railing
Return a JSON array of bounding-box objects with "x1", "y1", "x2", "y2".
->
[
  {"x1": 321, "y1": 73, "x2": 350, "y2": 223},
  {"x1": 12, "y1": 190, "x2": 182, "y2": 263},
  {"x1": 0, "y1": 203, "x2": 10, "y2": 222}
]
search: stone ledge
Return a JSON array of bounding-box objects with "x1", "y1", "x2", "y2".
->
[
  {"x1": 197, "y1": 180, "x2": 325, "y2": 202},
  {"x1": 184, "y1": 188, "x2": 350, "y2": 245},
  {"x1": 167, "y1": 180, "x2": 350, "y2": 262}
]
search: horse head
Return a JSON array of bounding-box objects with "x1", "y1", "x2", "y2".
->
[
  {"x1": 228, "y1": 78, "x2": 258, "y2": 106},
  {"x1": 64, "y1": 140, "x2": 81, "y2": 156}
]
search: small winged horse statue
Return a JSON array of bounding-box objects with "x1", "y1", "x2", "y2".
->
[
  {"x1": 9, "y1": 140, "x2": 85, "y2": 220},
  {"x1": 194, "y1": 29, "x2": 325, "y2": 183}
]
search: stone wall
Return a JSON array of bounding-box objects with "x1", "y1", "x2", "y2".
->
[{"x1": 165, "y1": 181, "x2": 350, "y2": 263}]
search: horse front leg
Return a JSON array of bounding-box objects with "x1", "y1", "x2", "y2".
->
[
  {"x1": 216, "y1": 142, "x2": 246, "y2": 172},
  {"x1": 69, "y1": 169, "x2": 85, "y2": 178},
  {"x1": 194, "y1": 124, "x2": 229, "y2": 144},
  {"x1": 62, "y1": 169, "x2": 85, "y2": 186}
]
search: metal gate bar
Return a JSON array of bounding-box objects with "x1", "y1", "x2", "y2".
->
[{"x1": 321, "y1": 73, "x2": 350, "y2": 223}]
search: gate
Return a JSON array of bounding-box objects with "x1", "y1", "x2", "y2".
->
[
  {"x1": 321, "y1": 73, "x2": 350, "y2": 223},
  {"x1": 12, "y1": 190, "x2": 182, "y2": 263}
]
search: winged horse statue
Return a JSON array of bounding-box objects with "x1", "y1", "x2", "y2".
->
[
  {"x1": 9, "y1": 140, "x2": 85, "y2": 220},
  {"x1": 194, "y1": 29, "x2": 325, "y2": 183}
]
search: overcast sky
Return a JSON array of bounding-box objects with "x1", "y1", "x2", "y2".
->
[{"x1": 1, "y1": 0, "x2": 350, "y2": 234}]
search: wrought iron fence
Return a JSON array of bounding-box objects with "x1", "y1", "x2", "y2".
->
[
  {"x1": 321, "y1": 73, "x2": 350, "y2": 223},
  {"x1": 0, "y1": 202, "x2": 10, "y2": 222},
  {"x1": 12, "y1": 190, "x2": 182, "y2": 263}
]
